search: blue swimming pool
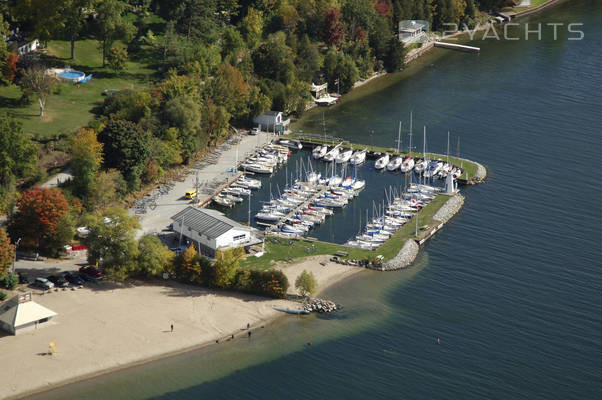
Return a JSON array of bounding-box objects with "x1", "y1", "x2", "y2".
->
[{"x1": 58, "y1": 70, "x2": 85, "y2": 82}]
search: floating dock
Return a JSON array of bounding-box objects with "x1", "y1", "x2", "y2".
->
[{"x1": 434, "y1": 41, "x2": 480, "y2": 52}]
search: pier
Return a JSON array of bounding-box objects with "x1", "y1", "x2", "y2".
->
[{"x1": 434, "y1": 41, "x2": 480, "y2": 52}]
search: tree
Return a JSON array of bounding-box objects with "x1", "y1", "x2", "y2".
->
[
  {"x1": 0, "y1": 228, "x2": 15, "y2": 280},
  {"x1": 0, "y1": 114, "x2": 38, "y2": 212},
  {"x1": 296, "y1": 35, "x2": 321, "y2": 83},
  {"x1": 97, "y1": 119, "x2": 152, "y2": 189},
  {"x1": 295, "y1": 270, "x2": 317, "y2": 297},
  {"x1": 208, "y1": 63, "x2": 250, "y2": 119},
  {"x1": 136, "y1": 234, "x2": 174, "y2": 277},
  {"x1": 162, "y1": 96, "x2": 202, "y2": 161},
  {"x1": 322, "y1": 7, "x2": 344, "y2": 47},
  {"x1": 20, "y1": 67, "x2": 57, "y2": 117},
  {"x1": 335, "y1": 53, "x2": 359, "y2": 93},
  {"x1": 384, "y1": 36, "x2": 407, "y2": 72},
  {"x1": 9, "y1": 188, "x2": 70, "y2": 252},
  {"x1": 85, "y1": 207, "x2": 140, "y2": 279},
  {"x1": 3, "y1": 273, "x2": 18, "y2": 290},
  {"x1": 93, "y1": 0, "x2": 136, "y2": 67},
  {"x1": 0, "y1": 14, "x2": 8, "y2": 69},
  {"x1": 176, "y1": 245, "x2": 203, "y2": 284},
  {"x1": 4, "y1": 53, "x2": 19, "y2": 83},
  {"x1": 88, "y1": 169, "x2": 127, "y2": 209},
  {"x1": 252, "y1": 32, "x2": 295, "y2": 85},
  {"x1": 240, "y1": 7, "x2": 263, "y2": 49},
  {"x1": 214, "y1": 248, "x2": 240, "y2": 288},
  {"x1": 71, "y1": 128, "x2": 103, "y2": 197},
  {"x1": 107, "y1": 47, "x2": 129, "y2": 72},
  {"x1": 61, "y1": 0, "x2": 95, "y2": 59}
]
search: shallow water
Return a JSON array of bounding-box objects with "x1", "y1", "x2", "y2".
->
[{"x1": 32, "y1": 1, "x2": 602, "y2": 399}]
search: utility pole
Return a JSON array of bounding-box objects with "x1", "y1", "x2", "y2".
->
[{"x1": 12, "y1": 238, "x2": 21, "y2": 274}]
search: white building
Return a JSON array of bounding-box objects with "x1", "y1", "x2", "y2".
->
[
  {"x1": 399, "y1": 21, "x2": 428, "y2": 46},
  {"x1": 171, "y1": 207, "x2": 262, "y2": 258},
  {"x1": 0, "y1": 292, "x2": 57, "y2": 335},
  {"x1": 253, "y1": 111, "x2": 290, "y2": 132}
]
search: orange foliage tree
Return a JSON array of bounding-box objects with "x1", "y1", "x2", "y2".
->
[
  {"x1": 0, "y1": 228, "x2": 15, "y2": 279},
  {"x1": 9, "y1": 188, "x2": 70, "y2": 251},
  {"x1": 4, "y1": 53, "x2": 18, "y2": 83}
]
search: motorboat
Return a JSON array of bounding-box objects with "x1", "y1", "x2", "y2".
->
[
  {"x1": 278, "y1": 138, "x2": 302, "y2": 150},
  {"x1": 213, "y1": 195, "x2": 234, "y2": 207},
  {"x1": 375, "y1": 154, "x2": 390, "y2": 170}
]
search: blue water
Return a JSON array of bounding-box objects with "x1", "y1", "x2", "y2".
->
[{"x1": 32, "y1": 1, "x2": 602, "y2": 399}]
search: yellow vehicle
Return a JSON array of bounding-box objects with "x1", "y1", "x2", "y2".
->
[{"x1": 184, "y1": 190, "x2": 197, "y2": 199}]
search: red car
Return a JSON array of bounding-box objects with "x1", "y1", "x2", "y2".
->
[{"x1": 79, "y1": 266, "x2": 104, "y2": 277}]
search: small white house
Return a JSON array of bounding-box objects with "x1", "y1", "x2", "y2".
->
[
  {"x1": 0, "y1": 292, "x2": 57, "y2": 335},
  {"x1": 399, "y1": 21, "x2": 428, "y2": 46},
  {"x1": 171, "y1": 207, "x2": 262, "y2": 258},
  {"x1": 253, "y1": 111, "x2": 290, "y2": 132},
  {"x1": 17, "y1": 39, "x2": 40, "y2": 56}
]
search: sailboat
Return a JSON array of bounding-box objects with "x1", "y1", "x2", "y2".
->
[
  {"x1": 375, "y1": 153, "x2": 390, "y2": 170},
  {"x1": 335, "y1": 148, "x2": 353, "y2": 164},
  {"x1": 312, "y1": 145, "x2": 327, "y2": 159},
  {"x1": 323, "y1": 143, "x2": 342, "y2": 162},
  {"x1": 400, "y1": 112, "x2": 415, "y2": 173},
  {"x1": 350, "y1": 148, "x2": 367, "y2": 165},
  {"x1": 387, "y1": 121, "x2": 403, "y2": 171}
]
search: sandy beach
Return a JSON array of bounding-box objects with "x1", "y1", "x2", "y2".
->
[{"x1": 0, "y1": 257, "x2": 363, "y2": 399}]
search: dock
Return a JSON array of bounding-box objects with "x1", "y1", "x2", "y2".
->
[{"x1": 434, "y1": 41, "x2": 480, "y2": 52}]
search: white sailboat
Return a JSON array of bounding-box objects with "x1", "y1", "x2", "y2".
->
[
  {"x1": 350, "y1": 149, "x2": 367, "y2": 165},
  {"x1": 335, "y1": 148, "x2": 353, "y2": 164},
  {"x1": 375, "y1": 153, "x2": 390, "y2": 170},
  {"x1": 386, "y1": 121, "x2": 403, "y2": 171}
]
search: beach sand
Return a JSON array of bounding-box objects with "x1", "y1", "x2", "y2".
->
[{"x1": 0, "y1": 258, "x2": 363, "y2": 399}]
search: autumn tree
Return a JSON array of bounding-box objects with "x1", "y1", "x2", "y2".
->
[
  {"x1": 85, "y1": 207, "x2": 140, "y2": 279},
  {"x1": 322, "y1": 7, "x2": 344, "y2": 47},
  {"x1": 208, "y1": 63, "x2": 250, "y2": 119},
  {"x1": 9, "y1": 188, "x2": 71, "y2": 253},
  {"x1": 0, "y1": 228, "x2": 15, "y2": 279},
  {"x1": 71, "y1": 128, "x2": 103, "y2": 197},
  {"x1": 295, "y1": 270, "x2": 317, "y2": 297},
  {"x1": 136, "y1": 234, "x2": 175, "y2": 278},
  {"x1": 20, "y1": 67, "x2": 57, "y2": 117},
  {"x1": 3, "y1": 53, "x2": 19, "y2": 83},
  {"x1": 213, "y1": 248, "x2": 240, "y2": 288},
  {"x1": 176, "y1": 245, "x2": 203, "y2": 284}
]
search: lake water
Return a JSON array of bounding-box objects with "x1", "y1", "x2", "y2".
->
[{"x1": 32, "y1": 1, "x2": 602, "y2": 399}]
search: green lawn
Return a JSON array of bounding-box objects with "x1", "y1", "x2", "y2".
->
[
  {"x1": 289, "y1": 133, "x2": 480, "y2": 180},
  {"x1": 0, "y1": 38, "x2": 159, "y2": 138},
  {"x1": 508, "y1": 0, "x2": 549, "y2": 12},
  {"x1": 241, "y1": 194, "x2": 455, "y2": 270}
]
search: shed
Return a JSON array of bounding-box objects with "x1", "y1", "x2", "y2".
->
[
  {"x1": 253, "y1": 111, "x2": 290, "y2": 132},
  {"x1": 0, "y1": 292, "x2": 57, "y2": 335},
  {"x1": 171, "y1": 207, "x2": 262, "y2": 258}
]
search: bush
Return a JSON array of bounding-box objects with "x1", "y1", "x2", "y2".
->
[
  {"x1": 0, "y1": 291, "x2": 6, "y2": 301},
  {"x1": 295, "y1": 270, "x2": 317, "y2": 297},
  {"x1": 3, "y1": 273, "x2": 18, "y2": 290}
]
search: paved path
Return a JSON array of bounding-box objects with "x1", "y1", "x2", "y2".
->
[
  {"x1": 41, "y1": 170, "x2": 73, "y2": 188},
  {"x1": 133, "y1": 132, "x2": 272, "y2": 238}
]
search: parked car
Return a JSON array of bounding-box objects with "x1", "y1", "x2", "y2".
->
[
  {"x1": 34, "y1": 277, "x2": 54, "y2": 290},
  {"x1": 64, "y1": 272, "x2": 84, "y2": 285},
  {"x1": 249, "y1": 127, "x2": 260, "y2": 135},
  {"x1": 47, "y1": 275, "x2": 69, "y2": 288},
  {"x1": 184, "y1": 189, "x2": 197, "y2": 200},
  {"x1": 79, "y1": 266, "x2": 104, "y2": 277},
  {"x1": 77, "y1": 272, "x2": 95, "y2": 282},
  {"x1": 18, "y1": 272, "x2": 29, "y2": 284}
]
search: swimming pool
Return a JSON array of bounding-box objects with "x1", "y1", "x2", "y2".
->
[{"x1": 58, "y1": 70, "x2": 85, "y2": 82}]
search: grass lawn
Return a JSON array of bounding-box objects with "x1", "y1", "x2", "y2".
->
[
  {"x1": 508, "y1": 0, "x2": 549, "y2": 12},
  {"x1": 241, "y1": 194, "x2": 454, "y2": 270},
  {"x1": 0, "y1": 38, "x2": 160, "y2": 139}
]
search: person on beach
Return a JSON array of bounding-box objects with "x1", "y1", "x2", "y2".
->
[
  {"x1": 247, "y1": 323, "x2": 250, "y2": 329},
  {"x1": 171, "y1": 324, "x2": 173, "y2": 332},
  {"x1": 248, "y1": 331, "x2": 252, "y2": 338}
]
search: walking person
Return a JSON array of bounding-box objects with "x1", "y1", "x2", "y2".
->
[{"x1": 171, "y1": 323, "x2": 174, "y2": 333}]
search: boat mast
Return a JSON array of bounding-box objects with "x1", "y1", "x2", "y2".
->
[
  {"x1": 396, "y1": 121, "x2": 402, "y2": 154},
  {"x1": 447, "y1": 131, "x2": 450, "y2": 164},
  {"x1": 409, "y1": 111, "x2": 413, "y2": 155}
]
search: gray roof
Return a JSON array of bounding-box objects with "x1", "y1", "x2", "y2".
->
[
  {"x1": 262, "y1": 111, "x2": 281, "y2": 116},
  {"x1": 171, "y1": 207, "x2": 250, "y2": 239}
]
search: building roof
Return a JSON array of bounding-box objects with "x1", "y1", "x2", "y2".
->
[
  {"x1": 171, "y1": 207, "x2": 251, "y2": 240},
  {"x1": 262, "y1": 111, "x2": 281, "y2": 116},
  {"x1": 0, "y1": 292, "x2": 57, "y2": 330}
]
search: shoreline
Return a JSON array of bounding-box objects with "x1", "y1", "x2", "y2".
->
[{"x1": 3, "y1": 259, "x2": 363, "y2": 400}]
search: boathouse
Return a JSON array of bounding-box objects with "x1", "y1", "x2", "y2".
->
[
  {"x1": 253, "y1": 111, "x2": 290, "y2": 133},
  {"x1": 170, "y1": 207, "x2": 263, "y2": 258},
  {"x1": 0, "y1": 292, "x2": 57, "y2": 335},
  {"x1": 399, "y1": 20, "x2": 428, "y2": 45}
]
